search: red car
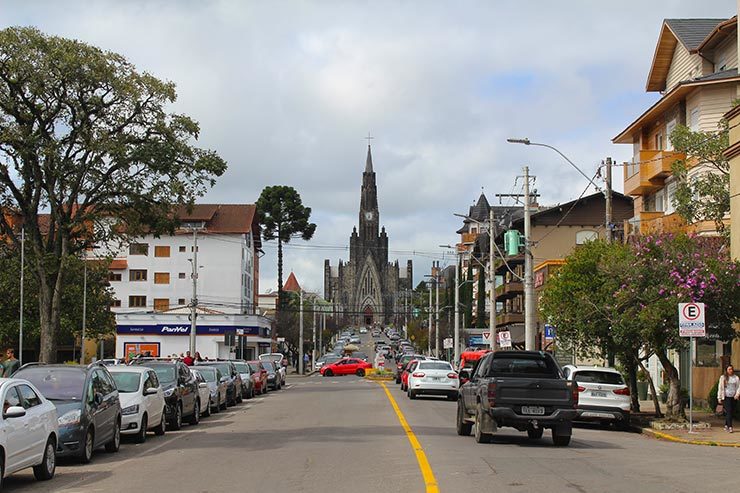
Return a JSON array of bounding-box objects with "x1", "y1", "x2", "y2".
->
[
  {"x1": 400, "y1": 360, "x2": 421, "y2": 391},
  {"x1": 320, "y1": 357, "x2": 372, "y2": 377},
  {"x1": 247, "y1": 360, "x2": 269, "y2": 394}
]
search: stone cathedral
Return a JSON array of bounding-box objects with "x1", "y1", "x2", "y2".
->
[{"x1": 324, "y1": 145, "x2": 413, "y2": 326}]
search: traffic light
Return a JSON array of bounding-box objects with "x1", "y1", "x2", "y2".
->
[{"x1": 504, "y1": 230, "x2": 522, "y2": 256}]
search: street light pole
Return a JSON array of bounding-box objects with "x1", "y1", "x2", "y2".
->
[
  {"x1": 19, "y1": 227, "x2": 24, "y2": 365},
  {"x1": 523, "y1": 166, "x2": 535, "y2": 350},
  {"x1": 454, "y1": 254, "x2": 461, "y2": 365},
  {"x1": 489, "y1": 209, "x2": 496, "y2": 350},
  {"x1": 428, "y1": 281, "x2": 432, "y2": 356},
  {"x1": 299, "y1": 289, "x2": 304, "y2": 375}
]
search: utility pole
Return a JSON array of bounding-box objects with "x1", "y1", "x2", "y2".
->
[
  {"x1": 299, "y1": 289, "x2": 304, "y2": 375},
  {"x1": 454, "y1": 253, "x2": 461, "y2": 365},
  {"x1": 189, "y1": 225, "x2": 204, "y2": 355},
  {"x1": 604, "y1": 157, "x2": 613, "y2": 243},
  {"x1": 80, "y1": 255, "x2": 87, "y2": 365},
  {"x1": 435, "y1": 262, "x2": 440, "y2": 358},
  {"x1": 523, "y1": 166, "x2": 535, "y2": 351},
  {"x1": 19, "y1": 227, "x2": 24, "y2": 365},
  {"x1": 428, "y1": 281, "x2": 432, "y2": 355},
  {"x1": 321, "y1": 311, "x2": 325, "y2": 356},
  {"x1": 312, "y1": 299, "x2": 317, "y2": 369},
  {"x1": 488, "y1": 208, "x2": 496, "y2": 350}
]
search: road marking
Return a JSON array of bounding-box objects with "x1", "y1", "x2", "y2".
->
[{"x1": 379, "y1": 382, "x2": 439, "y2": 493}]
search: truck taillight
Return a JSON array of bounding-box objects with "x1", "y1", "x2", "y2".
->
[
  {"x1": 571, "y1": 382, "x2": 579, "y2": 408},
  {"x1": 487, "y1": 382, "x2": 497, "y2": 407},
  {"x1": 412, "y1": 372, "x2": 425, "y2": 378},
  {"x1": 613, "y1": 387, "x2": 630, "y2": 396}
]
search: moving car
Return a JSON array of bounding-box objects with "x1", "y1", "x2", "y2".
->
[
  {"x1": 232, "y1": 361, "x2": 255, "y2": 399},
  {"x1": 109, "y1": 366, "x2": 166, "y2": 442},
  {"x1": 130, "y1": 360, "x2": 200, "y2": 430},
  {"x1": 0, "y1": 378, "x2": 58, "y2": 486},
  {"x1": 406, "y1": 360, "x2": 458, "y2": 400},
  {"x1": 247, "y1": 361, "x2": 269, "y2": 395},
  {"x1": 195, "y1": 366, "x2": 227, "y2": 413},
  {"x1": 457, "y1": 351, "x2": 577, "y2": 446},
  {"x1": 14, "y1": 363, "x2": 122, "y2": 463},
  {"x1": 320, "y1": 358, "x2": 372, "y2": 377},
  {"x1": 261, "y1": 361, "x2": 281, "y2": 390},
  {"x1": 563, "y1": 365, "x2": 631, "y2": 429},
  {"x1": 190, "y1": 369, "x2": 214, "y2": 418},
  {"x1": 195, "y1": 361, "x2": 243, "y2": 406}
]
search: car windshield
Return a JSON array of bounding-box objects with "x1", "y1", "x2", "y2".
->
[
  {"x1": 574, "y1": 370, "x2": 624, "y2": 385},
  {"x1": 248, "y1": 362, "x2": 261, "y2": 372},
  {"x1": 209, "y1": 363, "x2": 231, "y2": 376},
  {"x1": 151, "y1": 366, "x2": 177, "y2": 384},
  {"x1": 234, "y1": 363, "x2": 249, "y2": 374},
  {"x1": 111, "y1": 372, "x2": 141, "y2": 393},
  {"x1": 198, "y1": 368, "x2": 217, "y2": 382},
  {"x1": 16, "y1": 367, "x2": 86, "y2": 401},
  {"x1": 261, "y1": 361, "x2": 275, "y2": 371},
  {"x1": 417, "y1": 362, "x2": 453, "y2": 371},
  {"x1": 488, "y1": 356, "x2": 560, "y2": 378}
]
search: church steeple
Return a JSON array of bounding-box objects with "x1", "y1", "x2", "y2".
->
[
  {"x1": 365, "y1": 144, "x2": 373, "y2": 173},
  {"x1": 359, "y1": 145, "x2": 379, "y2": 245}
]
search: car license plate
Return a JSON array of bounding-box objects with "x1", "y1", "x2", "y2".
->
[
  {"x1": 521, "y1": 406, "x2": 545, "y2": 415},
  {"x1": 591, "y1": 391, "x2": 608, "y2": 398}
]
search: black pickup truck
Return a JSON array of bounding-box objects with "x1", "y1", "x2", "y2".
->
[{"x1": 456, "y1": 350, "x2": 578, "y2": 446}]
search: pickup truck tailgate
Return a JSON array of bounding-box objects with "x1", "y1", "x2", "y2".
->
[{"x1": 495, "y1": 378, "x2": 571, "y2": 406}]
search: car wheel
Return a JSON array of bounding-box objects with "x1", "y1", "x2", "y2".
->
[
  {"x1": 324, "y1": 369, "x2": 333, "y2": 377},
  {"x1": 408, "y1": 389, "x2": 416, "y2": 399},
  {"x1": 135, "y1": 414, "x2": 148, "y2": 443},
  {"x1": 356, "y1": 369, "x2": 365, "y2": 377},
  {"x1": 188, "y1": 400, "x2": 200, "y2": 425},
  {"x1": 456, "y1": 400, "x2": 472, "y2": 436},
  {"x1": 474, "y1": 405, "x2": 493, "y2": 444},
  {"x1": 171, "y1": 403, "x2": 183, "y2": 431},
  {"x1": 0, "y1": 451, "x2": 4, "y2": 489},
  {"x1": 80, "y1": 428, "x2": 94, "y2": 463},
  {"x1": 154, "y1": 413, "x2": 166, "y2": 436},
  {"x1": 105, "y1": 418, "x2": 121, "y2": 452},
  {"x1": 552, "y1": 430, "x2": 571, "y2": 446},
  {"x1": 33, "y1": 436, "x2": 56, "y2": 480},
  {"x1": 527, "y1": 427, "x2": 544, "y2": 440}
]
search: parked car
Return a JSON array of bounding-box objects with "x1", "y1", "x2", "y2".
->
[
  {"x1": 195, "y1": 361, "x2": 243, "y2": 406},
  {"x1": 0, "y1": 377, "x2": 58, "y2": 486},
  {"x1": 395, "y1": 354, "x2": 426, "y2": 383},
  {"x1": 195, "y1": 366, "x2": 227, "y2": 413},
  {"x1": 14, "y1": 363, "x2": 122, "y2": 463},
  {"x1": 99, "y1": 358, "x2": 125, "y2": 366},
  {"x1": 314, "y1": 354, "x2": 341, "y2": 372},
  {"x1": 457, "y1": 351, "x2": 578, "y2": 446},
  {"x1": 562, "y1": 365, "x2": 631, "y2": 429},
  {"x1": 406, "y1": 360, "x2": 458, "y2": 400},
  {"x1": 359, "y1": 327, "x2": 368, "y2": 334},
  {"x1": 231, "y1": 361, "x2": 255, "y2": 399},
  {"x1": 261, "y1": 361, "x2": 282, "y2": 390},
  {"x1": 247, "y1": 361, "x2": 269, "y2": 395},
  {"x1": 400, "y1": 359, "x2": 421, "y2": 392},
  {"x1": 108, "y1": 366, "x2": 166, "y2": 442},
  {"x1": 130, "y1": 360, "x2": 200, "y2": 430},
  {"x1": 259, "y1": 353, "x2": 287, "y2": 385},
  {"x1": 190, "y1": 369, "x2": 213, "y2": 418},
  {"x1": 320, "y1": 358, "x2": 372, "y2": 377}
]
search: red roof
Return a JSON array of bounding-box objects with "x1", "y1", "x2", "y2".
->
[
  {"x1": 283, "y1": 272, "x2": 301, "y2": 292},
  {"x1": 176, "y1": 204, "x2": 257, "y2": 234}
]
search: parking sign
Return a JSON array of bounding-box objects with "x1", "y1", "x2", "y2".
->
[
  {"x1": 678, "y1": 302, "x2": 706, "y2": 337},
  {"x1": 498, "y1": 331, "x2": 512, "y2": 348}
]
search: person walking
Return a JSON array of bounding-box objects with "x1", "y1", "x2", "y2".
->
[
  {"x1": 717, "y1": 365, "x2": 740, "y2": 432},
  {"x1": 303, "y1": 352, "x2": 309, "y2": 374},
  {"x1": 2, "y1": 348, "x2": 20, "y2": 377}
]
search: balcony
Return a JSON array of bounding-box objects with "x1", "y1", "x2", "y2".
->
[
  {"x1": 494, "y1": 254, "x2": 524, "y2": 275},
  {"x1": 496, "y1": 311, "x2": 524, "y2": 326},
  {"x1": 624, "y1": 150, "x2": 686, "y2": 196},
  {"x1": 496, "y1": 281, "x2": 523, "y2": 300},
  {"x1": 639, "y1": 212, "x2": 686, "y2": 235}
]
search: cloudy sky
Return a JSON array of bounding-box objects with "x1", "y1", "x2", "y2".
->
[{"x1": 2, "y1": 0, "x2": 734, "y2": 293}]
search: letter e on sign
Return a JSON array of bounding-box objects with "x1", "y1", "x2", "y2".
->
[{"x1": 678, "y1": 302, "x2": 706, "y2": 337}]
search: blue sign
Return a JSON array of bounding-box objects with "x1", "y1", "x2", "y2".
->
[
  {"x1": 544, "y1": 324, "x2": 556, "y2": 340},
  {"x1": 117, "y1": 324, "x2": 266, "y2": 337},
  {"x1": 468, "y1": 336, "x2": 486, "y2": 346}
]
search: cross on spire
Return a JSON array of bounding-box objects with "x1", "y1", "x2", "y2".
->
[{"x1": 364, "y1": 132, "x2": 374, "y2": 145}]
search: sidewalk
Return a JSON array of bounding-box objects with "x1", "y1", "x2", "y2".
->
[{"x1": 635, "y1": 399, "x2": 740, "y2": 447}]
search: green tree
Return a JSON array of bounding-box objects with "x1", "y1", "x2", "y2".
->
[
  {"x1": 669, "y1": 122, "x2": 730, "y2": 234},
  {"x1": 0, "y1": 28, "x2": 226, "y2": 361},
  {"x1": 255, "y1": 186, "x2": 316, "y2": 311}
]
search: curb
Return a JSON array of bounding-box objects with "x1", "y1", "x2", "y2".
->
[{"x1": 641, "y1": 427, "x2": 740, "y2": 447}]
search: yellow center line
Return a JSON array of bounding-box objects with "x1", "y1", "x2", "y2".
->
[{"x1": 379, "y1": 382, "x2": 439, "y2": 493}]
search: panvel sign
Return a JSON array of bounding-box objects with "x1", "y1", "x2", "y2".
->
[{"x1": 117, "y1": 324, "x2": 265, "y2": 336}]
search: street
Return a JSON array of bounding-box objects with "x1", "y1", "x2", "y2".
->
[{"x1": 4, "y1": 333, "x2": 738, "y2": 493}]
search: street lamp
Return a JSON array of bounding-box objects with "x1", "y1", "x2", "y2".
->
[{"x1": 506, "y1": 138, "x2": 601, "y2": 191}]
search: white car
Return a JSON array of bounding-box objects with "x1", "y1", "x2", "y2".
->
[
  {"x1": 108, "y1": 366, "x2": 166, "y2": 443},
  {"x1": 0, "y1": 378, "x2": 58, "y2": 487},
  {"x1": 190, "y1": 369, "x2": 213, "y2": 418},
  {"x1": 562, "y1": 365, "x2": 631, "y2": 429},
  {"x1": 359, "y1": 328, "x2": 368, "y2": 334},
  {"x1": 406, "y1": 360, "x2": 459, "y2": 401},
  {"x1": 259, "y1": 353, "x2": 286, "y2": 385}
]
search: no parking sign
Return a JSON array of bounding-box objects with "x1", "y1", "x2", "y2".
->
[{"x1": 678, "y1": 302, "x2": 706, "y2": 337}]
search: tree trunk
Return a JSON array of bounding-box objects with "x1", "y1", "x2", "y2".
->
[
  {"x1": 625, "y1": 359, "x2": 640, "y2": 413},
  {"x1": 637, "y1": 358, "x2": 663, "y2": 418},
  {"x1": 656, "y1": 350, "x2": 684, "y2": 418}
]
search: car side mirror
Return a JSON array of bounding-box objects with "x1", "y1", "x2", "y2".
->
[
  {"x1": 4, "y1": 406, "x2": 26, "y2": 418},
  {"x1": 459, "y1": 370, "x2": 470, "y2": 381},
  {"x1": 199, "y1": 382, "x2": 208, "y2": 389},
  {"x1": 94, "y1": 392, "x2": 104, "y2": 406},
  {"x1": 144, "y1": 387, "x2": 159, "y2": 396}
]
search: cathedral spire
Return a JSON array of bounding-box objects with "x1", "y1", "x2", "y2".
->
[{"x1": 365, "y1": 144, "x2": 373, "y2": 173}]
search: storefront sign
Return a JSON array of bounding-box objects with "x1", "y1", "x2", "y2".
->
[{"x1": 117, "y1": 324, "x2": 266, "y2": 336}]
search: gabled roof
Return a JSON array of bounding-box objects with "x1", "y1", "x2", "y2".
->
[
  {"x1": 176, "y1": 204, "x2": 258, "y2": 236},
  {"x1": 696, "y1": 16, "x2": 737, "y2": 52},
  {"x1": 646, "y1": 18, "x2": 726, "y2": 92},
  {"x1": 283, "y1": 272, "x2": 301, "y2": 292}
]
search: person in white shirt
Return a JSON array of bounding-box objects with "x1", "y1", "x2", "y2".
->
[{"x1": 717, "y1": 365, "x2": 740, "y2": 432}]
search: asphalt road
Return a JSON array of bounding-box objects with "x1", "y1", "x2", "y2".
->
[{"x1": 5, "y1": 333, "x2": 739, "y2": 493}]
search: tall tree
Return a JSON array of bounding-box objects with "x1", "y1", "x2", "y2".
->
[
  {"x1": 255, "y1": 186, "x2": 316, "y2": 310},
  {"x1": 0, "y1": 28, "x2": 226, "y2": 361}
]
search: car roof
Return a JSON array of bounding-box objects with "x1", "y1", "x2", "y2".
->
[{"x1": 108, "y1": 366, "x2": 149, "y2": 373}]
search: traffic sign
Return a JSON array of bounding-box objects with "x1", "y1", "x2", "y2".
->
[
  {"x1": 679, "y1": 302, "x2": 706, "y2": 337},
  {"x1": 443, "y1": 337, "x2": 453, "y2": 349},
  {"x1": 498, "y1": 330, "x2": 512, "y2": 348},
  {"x1": 544, "y1": 324, "x2": 555, "y2": 340},
  {"x1": 482, "y1": 331, "x2": 491, "y2": 342}
]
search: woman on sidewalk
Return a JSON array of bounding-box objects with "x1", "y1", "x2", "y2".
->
[{"x1": 717, "y1": 365, "x2": 740, "y2": 432}]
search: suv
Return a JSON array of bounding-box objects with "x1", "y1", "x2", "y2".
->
[
  {"x1": 14, "y1": 363, "x2": 122, "y2": 463},
  {"x1": 130, "y1": 360, "x2": 200, "y2": 430},
  {"x1": 562, "y1": 365, "x2": 631, "y2": 429}
]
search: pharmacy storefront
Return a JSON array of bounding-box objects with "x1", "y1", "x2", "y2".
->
[{"x1": 115, "y1": 313, "x2": 273, "y2": 361}]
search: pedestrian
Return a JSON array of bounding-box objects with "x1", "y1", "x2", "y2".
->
[
  {"x1": 292, "y1": 352, "x2": 298, "y2": 369},
  {"x1": 717, "y1": 365, "x2": 740, "y2": 432},
  {"x1": 195, "y1": 351, "x2": 203, "y2": 363},
  {"x1": 183, "y1": 351, "x2": 194, "y2": 366},
  {"x1": 303, "y1": 352, "x2": 309, "y2": 374},
  {"x1": 2, "y1": 348, "x2": 20, "y2": 377}
]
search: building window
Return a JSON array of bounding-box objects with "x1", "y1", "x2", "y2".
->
[
  {"x1": 154, "y1": 246, "x2": 171, "y2": 257},
  {"x1": 715, "y1": 55, "x2": 727, "y2": 73},
  {"x1": 655, "y1": 132, "x2": 663, "y2": 151},
  {"x1": 179, "y1": 246, "x2": 186, "y2": 253},
  {"x1": 666, "y1": 119, "x2": 677, "y2": 150},
  {"x1": 154, "y1": 272, "x2": 170, "y2": 284},
  {"x1": 129, "y1": 296, "x2": 147, "y2": 308},
  {"x1": 689, "y1": 107, "x2": 699, "y2": 131},
  {"x1": 110, "y1": 299, "x2": 122, "y2": 308},
  {"x1": 108, "y1": 272, "x2": 122, "y2": 282},
  {"x1": 575, "y1": 230, "x2": 598, "y2": 245},
  {"x1": 129, "y1": 270, "x2": 147, "y2": 281},
  {"x1": 654, "y1": 190, "x2": 665, "y2": 212},
  {"x1": 179, "y1": 272, "x2": 186, "y2": 279},
  {"x1": 129, "y1": 243, "x2": 149, "y2": 256},
  {"x1": 191, "y1": 246, "x2": 199, "y2": 252},
  {"x1": 178, "y1": 298, "x2": 186, "y2": 305},
  {"x1": 153, "y1": 298, "x2": 169, "y2": 312}
]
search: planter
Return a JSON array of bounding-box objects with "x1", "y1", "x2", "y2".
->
[{"x1": 637, "y1": 381, "x2": 648, "y2": 401}]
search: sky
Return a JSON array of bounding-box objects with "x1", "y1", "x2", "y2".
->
[{"x1": 1, "y1": 0, "x2": 735, "y2": 293}]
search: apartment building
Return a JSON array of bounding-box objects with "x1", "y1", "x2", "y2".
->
[{"x1": 614, "y1": 17, "x2": 739, "y2": 235}]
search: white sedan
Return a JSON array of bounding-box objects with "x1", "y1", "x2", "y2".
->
[
  {"x1": 406, "y1": 361, "x2": 459, "y2": 401},
  {"x1": 0, "y1": 378, "x2": 59, "y2": 488},
  {"x1": 190, "y1": 369, "x2": 213, "y2": 417},
  {"x1": 108, "y1": 366, "x2": 166, "y2": 443}
]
